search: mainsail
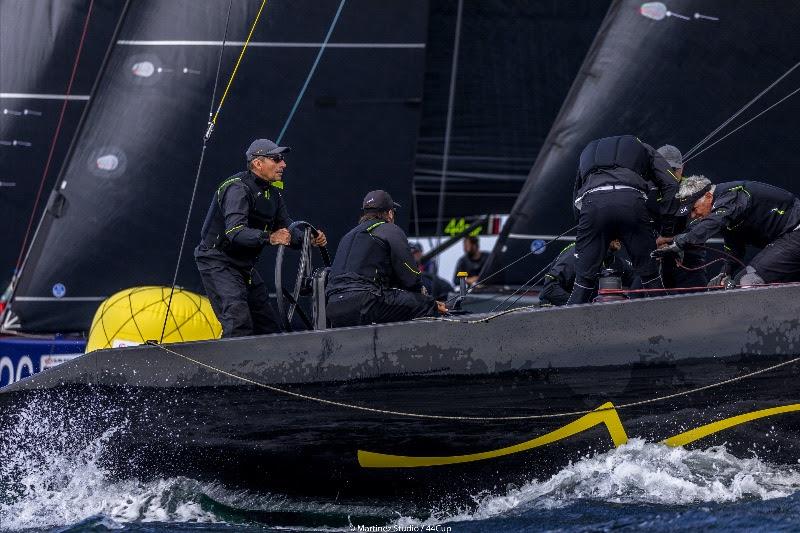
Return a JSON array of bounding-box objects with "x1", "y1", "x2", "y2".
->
[
  {"x1": 489, "y1": 0, "x2": 800, "y2": 283},
  {"x1": 0, "y1": 0, "x2": 124, "y2": 289},
  {"x1": 9, "y1": 0, "x2": 429, "y2": 332}
]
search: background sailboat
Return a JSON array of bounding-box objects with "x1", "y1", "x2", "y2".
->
[
  {"x1": 7, "y1": 0, "x2": 429, "y2": 333},
  {"x1": 487, "y1": 0, "x2": 800, "y2": 285},
  {"x1": 0, "y1": 0, "x2": 124, "y2": 290}
]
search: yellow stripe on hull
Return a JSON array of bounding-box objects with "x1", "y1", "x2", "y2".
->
[
  {"x1": 663, "y1": 403, "x2": 800, "y2": 447},
  {"x1": 358, "y1": 402, "x2": 628, "y2": 468},
  {"x1": 358, "y1": 403, "x2": 800, "y2": 469}
]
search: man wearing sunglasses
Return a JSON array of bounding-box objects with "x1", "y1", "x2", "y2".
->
[{"x1": 195, "y1": 138, "x2": 326, "y2": 337}]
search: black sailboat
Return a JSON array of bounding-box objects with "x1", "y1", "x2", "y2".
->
[
  {"x1": 3, "y1": 0, "x2": 800, "y2": 513},
  {"x1": 5, "y1": 0, "x2": 429, "y2": 333},
  {"x1": 487, "y1": 0, "x2": 800, "y2": 283}
]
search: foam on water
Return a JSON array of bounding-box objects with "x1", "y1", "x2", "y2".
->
[
  {"x1": 0, "y1": 394, "x2": 393, "y2": 531},
  {"x1": 0, "y1": 394, "x2": 224, "y2": 530},
  {"x1": 397, "y1": 438, "x2": 800, "y2": 527}
]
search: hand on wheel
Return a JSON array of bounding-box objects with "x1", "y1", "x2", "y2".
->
[
  {"x1": 270, "y1": 228, "x2": 291, "y2": 246},
  {"x1": 312, "y1": 230, "x2": 327, "y2": 247}
]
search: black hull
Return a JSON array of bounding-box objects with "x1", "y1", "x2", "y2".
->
[{"x1": 3, "y1": 285, "x2": 800, "y2": 507}]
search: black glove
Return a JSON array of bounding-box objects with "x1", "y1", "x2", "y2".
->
[{"x1": 651, "y1": 242, "x2": 684, "y2": 262}]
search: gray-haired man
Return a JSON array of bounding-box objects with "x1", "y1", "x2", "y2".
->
[{"x1": 654, "y1": 176, "x2": 800, "y2": 286}]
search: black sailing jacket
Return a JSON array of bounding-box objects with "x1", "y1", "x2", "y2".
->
[
  {"x1": 674, "y1": 180, "x2": 800, "y2": 272},
  {"x1": 327, "y1": 217, "x2": 423, "y2": 296},
  {"x1": 573, "y1": 135, "x2": 680, "y2": 218},
  {"x1": 196, "y1": 171, "x2": 300, "y2": 268}
]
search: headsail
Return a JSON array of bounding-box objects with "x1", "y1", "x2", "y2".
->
[
  {"x1": 9, "y1": 0, "x2": 429, "y2": 332},
  {"x1": 489, "y1": 0, "x2": 800, "y2": 283},
  {"x1": 0, "y1": 0, "x2": 124, "y2": 289}
]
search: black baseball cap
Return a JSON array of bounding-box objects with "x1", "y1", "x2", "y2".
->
[
  {"x1": 362, "y1": 190, "x2": 400, "y2": 211},
  {"x1": 246, "y1": 139, "x2": 291, "y2": 161}
]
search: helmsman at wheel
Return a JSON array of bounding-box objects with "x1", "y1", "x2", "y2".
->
[
  {"x1": 195, "y1": 139, "x2": 326, "y2": 337},
  {"x1": 568, "y1": 135, "x2": 680, "y2": 305},
  {"x1": 654, "y1": 176, "x2": 800, "y2": 286},
  {"x1": 326, "y1": 190, "x2": 445, "y2": 327}
]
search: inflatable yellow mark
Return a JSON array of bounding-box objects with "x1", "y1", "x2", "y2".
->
[{"x1": 85, "y1": 286, "x2": 221, "y2": 352}]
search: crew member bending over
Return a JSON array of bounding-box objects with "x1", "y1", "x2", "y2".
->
[
  {"x1": 568, "y1": 135, "x2": 679, "y2": 305},
  {"x1": 654, "y1": 176, "x2": 800, "y2": 286},
  {"x1": 326, "y1": 190, "x2": 446, "y2": 327}
]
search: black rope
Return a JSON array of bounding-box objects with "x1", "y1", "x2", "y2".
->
[{"x1": 160, "y1": 0, "x2": 234, "y2": 343}]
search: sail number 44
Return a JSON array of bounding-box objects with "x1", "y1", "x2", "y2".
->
[{"x1": 444, "y1": 217, "x2": 481, "y2": 237}]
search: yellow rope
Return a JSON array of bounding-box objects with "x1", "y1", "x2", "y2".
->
[{"x1": 210, "y1": 0, "x2": 268, "y2": 126}]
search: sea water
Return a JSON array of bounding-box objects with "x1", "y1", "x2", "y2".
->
[{"x1": 3, "y1": 396, "x2": 800, "y2": 532}]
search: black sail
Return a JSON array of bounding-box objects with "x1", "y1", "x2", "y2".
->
[
  {"x1": 10, "y1": 0, "x2": 429, "y2": 332},
  {"x1": 0, "y1": 0, "x2": 123, "y2": 288},
  {"x1": 490, "y1": 0, "x2": 800, "y2": 283},
  {"x1": 412, "y1": 0, "x2": 609, "y2": 232}
]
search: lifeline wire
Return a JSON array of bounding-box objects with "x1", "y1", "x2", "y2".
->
[
  {"x1": 160, "y1": 0, "x2": 235, "y2": 343},
  {"x1": 145, "y1": 339, "x2": 800, "y2": 421},
  {"x1": 276, "y1": 0, "x2": 346, "y2": 144},
  {"x1": 683, "y1": 62, "x2": 800, "y2": 159}
]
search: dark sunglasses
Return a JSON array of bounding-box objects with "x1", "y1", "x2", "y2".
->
[{"x1": 254, "y1": 154, "x2": 285, "y2": 163}]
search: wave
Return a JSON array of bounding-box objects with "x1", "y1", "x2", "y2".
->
[{"x1": 397, "y1": 438, "x2": 800, "y2": 528}]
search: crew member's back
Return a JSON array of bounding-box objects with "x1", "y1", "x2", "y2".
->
[{"x1": 326, "y1": 190, "x2": 440, "y2": 327}]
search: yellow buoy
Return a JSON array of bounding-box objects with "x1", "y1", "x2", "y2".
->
[{"x1": 86, "y1": 286, "x2": 221, "y2": 353}]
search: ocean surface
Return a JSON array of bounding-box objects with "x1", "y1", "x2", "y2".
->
[{"x1": 3, "y1": 396, "x2": 800, "y2": 532}]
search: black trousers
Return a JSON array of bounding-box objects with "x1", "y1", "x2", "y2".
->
[
  {"x1": 568, "y1": 189, "x2": 663, "y2": 305},
  {"x1": 196, "y1": 255, "x2": 282, "y2": 337},
  {"x1": 327, "y1": 289, "x2": 436, "y2": 328},
  {"x1": 750, "y1": 230, "x2": 800, "y2": 283}
]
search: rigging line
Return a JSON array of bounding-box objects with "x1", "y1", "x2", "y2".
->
[
  {"x1": 160, "y1": 0, "x2": 235, "y2": 343},
  {"x1": 490, "y1": 262, "x2": 552, "y2": 312},
  {"x1": 208, "y1": 0, "x2": 267, "y2": 135},
  {"x1": 445, "y1": 224, "x2": 578, "y2": 304},
  {"x1": 676, "y1": 257, "x2": 726, "y2": 272},
  {"x1": 145, "y1": 340, "x2": 800, "y2": 421},
  {"x1": 12, "y1": 0, "x2": 96, "y2": 276},
  {"x1": 685, "y1": 85, "x2": 800, "y2": 164},
  {"x1": 683, "y1": 62, "x2": 800, "y2": 159},
  {"x1": 432, "y1": 0, "x2": 464, "y2": 259},
  {"x1": 693, "y1": 243, "x2": 748, "y2": 269},
  {"x1": 276, "y1": 0, "x2": 346, "y2": 144}
]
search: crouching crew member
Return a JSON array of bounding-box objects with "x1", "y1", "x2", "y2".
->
[
  {"x1": 568, "y1": 135, "x2": 680, "y2": 305},
  {"x1": 195, "y1": 139, "x2": 326, "y2": 337},
  {"x1": 654, "y1": 176, "x2": 800, "y2": 286},
  {"x1": 540, "y1": 240, "x2": 634, "y2": 306},
  {"x1": 326, "y1": 190, "x2": 445, "y2": 327}
]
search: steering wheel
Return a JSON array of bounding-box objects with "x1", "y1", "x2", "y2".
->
[{"x1": 274, "y1": 221, "x2": 331, "y2": 331}]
